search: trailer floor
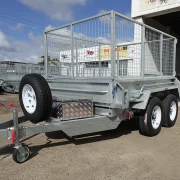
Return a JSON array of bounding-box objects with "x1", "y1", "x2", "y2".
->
[{"x1": 0, "y1": 94, "x2": 180, "y2": 180}]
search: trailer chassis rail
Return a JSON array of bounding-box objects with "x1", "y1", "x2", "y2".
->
[{"x1": 0, "y1": 107, "x2": 123, "y2": 163}]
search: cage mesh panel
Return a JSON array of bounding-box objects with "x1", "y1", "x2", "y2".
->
[
  {"x1": 162, "y1": 37, "x2": 174, "y2": 76},
  {"x1": 144, "y1": 29, "x2": 161, "y2": 76},
  {"x1": 115, "y1": 15, "x2": 142, "y2": 77},
  {"x1": 72, "y1": 14, "x2": 111, "y2": 77},
  {"x1": 45, "y1": 12, "x2": 176, "y2": 78},
  {"x1": 47, "y1": 26, "x2": 72, "y2": 76}
]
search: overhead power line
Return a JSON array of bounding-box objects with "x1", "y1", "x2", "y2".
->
[
  {"x1": 0, "y1": 12, "x2": 47, "y2": 27},
  {"x1": 0, "y1": 16, "x2": 45, "y2": 31},
  {"x1": 0, "y1": 22, "x2": 44, "y2": 34}
]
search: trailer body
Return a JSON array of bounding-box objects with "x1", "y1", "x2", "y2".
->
[{"x1": 43, "y1": 10, "x2": 178, "y2": 113}]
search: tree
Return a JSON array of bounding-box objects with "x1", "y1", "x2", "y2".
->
[
  {"x1": 38, "y1": 60, "x2": 44, "y2": 65},
  {"x1": 38, "y1": 56, "x2": 59, "y2": 66},
  {"x1": 50, "y1": 58, "x2": 59, "y2": 66}
]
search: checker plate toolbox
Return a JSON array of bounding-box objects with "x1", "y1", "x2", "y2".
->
[{"x1": 51, "y1": 99, "x2": 93, "y2": 121}]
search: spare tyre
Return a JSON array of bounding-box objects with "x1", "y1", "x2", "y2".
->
[{"x1": 19, "y1": 74, "x2": 52, "y2": 124}]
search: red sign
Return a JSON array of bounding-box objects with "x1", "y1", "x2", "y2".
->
[{"x1": 87, "y1": 50, "x2": 94, "y2": 55}]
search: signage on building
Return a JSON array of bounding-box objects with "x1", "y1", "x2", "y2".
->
[
  {"x1": 140, "y1": 0, "x2": 180, "y2": 11},
  {"x1": 100, "y1": 46, "x2": 128, "y2": 59},
  {"x1": 60, "y1": 46, "x2": 128, "y2": 63}
]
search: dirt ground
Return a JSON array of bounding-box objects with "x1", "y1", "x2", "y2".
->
[
  {"x1": 0, "y1": 93, "x2": 180, "y2": 180},
  {"x1": 0, "y1": 92, "x2": 23, "y2": 121}
]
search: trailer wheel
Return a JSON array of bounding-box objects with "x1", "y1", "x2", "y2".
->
[
  {"x1": 162, "y1": 94, "x2": 178, "y2": 127},
  {"x1": 139, "y1": 97, "x2": 163, "y2": 137},
  {"x1": 19, "y1": 74, "x2": 52, "y2": 124},
  {"x1": 12, "y1": 145, "x2": 30, "y2": 164}
]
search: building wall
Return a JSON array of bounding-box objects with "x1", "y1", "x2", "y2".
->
[
  {"x1": 132, "y1": 0, "x2": 180, "y2": 18},
  {"x1": 59, "y1": 44, "x2": 136, "y2": 77},
  {"x1": 132, "y1": 0, "x2": 180, "y2": 76}
]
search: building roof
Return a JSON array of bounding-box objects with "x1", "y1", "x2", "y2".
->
[{"x1": 0, "y1": 61, "x2": 35, "y2": 65}]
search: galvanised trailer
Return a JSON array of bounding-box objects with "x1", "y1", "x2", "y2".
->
[{"x1": 0, "y1": 11, "x2": 179, "y2": 163}]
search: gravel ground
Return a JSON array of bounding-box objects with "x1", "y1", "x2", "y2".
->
[
  {"x1": 0, "y1": 94, "x2": 180, "y2": 180},
  {"x1": 0, "y1": 92, "x2": 22, "y2": 121}
]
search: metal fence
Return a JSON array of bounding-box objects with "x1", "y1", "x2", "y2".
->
[
  {"x1": 0, "y1": 63, "x2": 73, "y2": 82},
  {"x1": 0, "y1": 64, "x2": 45, "y2": 82}
]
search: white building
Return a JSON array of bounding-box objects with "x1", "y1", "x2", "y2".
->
[
  {"x1": 59, "y1": 44, "x2": 135, "y2": 77},
  {"x1": 132, "y1": 0, "x2": 180, "y2": 77}
]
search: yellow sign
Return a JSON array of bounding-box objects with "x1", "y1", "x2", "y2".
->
[
  {"x1": 100, "y1": 46, "x2": 127, "y2": 59},
  {"x1": 118, "y1": 46, "x2": 128, "y2": 57}
]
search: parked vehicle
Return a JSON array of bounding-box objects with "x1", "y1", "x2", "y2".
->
[{"x1": 0, "y1": 11, "x2": 179, "y2": 163}]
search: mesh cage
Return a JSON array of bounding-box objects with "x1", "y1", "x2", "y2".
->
[
  {"x1": 162, "y1": 36, "x2": 174, "y2": 76},
  {"x1": 144, "y1": 29, "x2": 161, "y2": 76},
  {"x1": 45, "y1": 11, "x2": 176, "y2": 79},
  {"x1": 47, "y1": 26, "x2": 72, "y2": 76},
  {"x1": 46, "y1": 13, "x2": 112, "y2": 78},
  {"x1": 115, "y1": 14, "x2": 142, "y2": 77}
]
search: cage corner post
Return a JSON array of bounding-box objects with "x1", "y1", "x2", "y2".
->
[
  {"x1": 173, "y1": 38, "x2": 177, "y2": 77},
  {"x1": 71, "y1": 24, "x2": 75, "y2": 78},
  {"x1": 111, "y1": 10, "x2": 116, "y2": 80},
  {"x1": 44, "y1": 33, "x2": 49, "y2": 78},
  {"x1": 160, "y1": 33, "x2": 163, "y2": 76},
  {"x1": 141, "y1": 25, "x2": 145, "y2": 78}
]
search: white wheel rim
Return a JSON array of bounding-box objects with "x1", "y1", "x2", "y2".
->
[
  {"x1": 22, "y1": 84, "x2": 37, "y2": 114},
  {"x1": 169, "y1": 101, "x2": 177, "y2": 121},
  {"x1": 151, "y1": 105, "x2": 162, "y2": 129}
]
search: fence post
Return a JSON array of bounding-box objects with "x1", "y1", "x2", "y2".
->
[
  {"x1": 173, "y1": 39, "x2": 177, "y2": 77},
  {"x1": 117, "y1": 46, "x2": 120, "y2": 76},
  {"x1": 111, "y1": 11, "x2": 116, "y2": 79},
  {"x1": 99, "y1": 43, "x2": 101, "y2": 76},
  {"x1": 160, "y1": 34, "x2": 163, "y2": 76},
  {"x1": 44, "y1": 33, "x2": 49, "y2": 78},
  {"x1": 71, "y1": 24, "x2": 74, "y2": 78},
  {"x1": 141, "y1": 25, "x2": 145, "y2": 77},
  {"x1": 76, "y1": 39, "x2": 78, "y2": 77}
]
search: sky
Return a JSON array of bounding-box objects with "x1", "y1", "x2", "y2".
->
[{"x1": 0, "y1": 0, "x2": 132, "y2": 64}]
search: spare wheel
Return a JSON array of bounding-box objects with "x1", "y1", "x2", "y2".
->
[{"x1": 19, "y1": 74, "x2": 52, "y2": 124}]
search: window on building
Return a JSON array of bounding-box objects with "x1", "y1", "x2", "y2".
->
[
  {"x1": 85, "y1": 61, "x2": 109, "y2": 68},
  {"x1": 119, "y1": 60, "x2": 128, "y2": 76}
]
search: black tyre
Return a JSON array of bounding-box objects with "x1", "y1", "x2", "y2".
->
[
  {"x1": 19, "y1": 74, "x2": 52, "y2": 124},
  {"x1": 139, "y1": 97, "x2": 163, "y2": 137},
  {"x1": 162, "y1": 94, "x2": 178, "y2": 127},
  {"x1": 12, "y1": 145, "x2": 30, "y2": 164}
]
